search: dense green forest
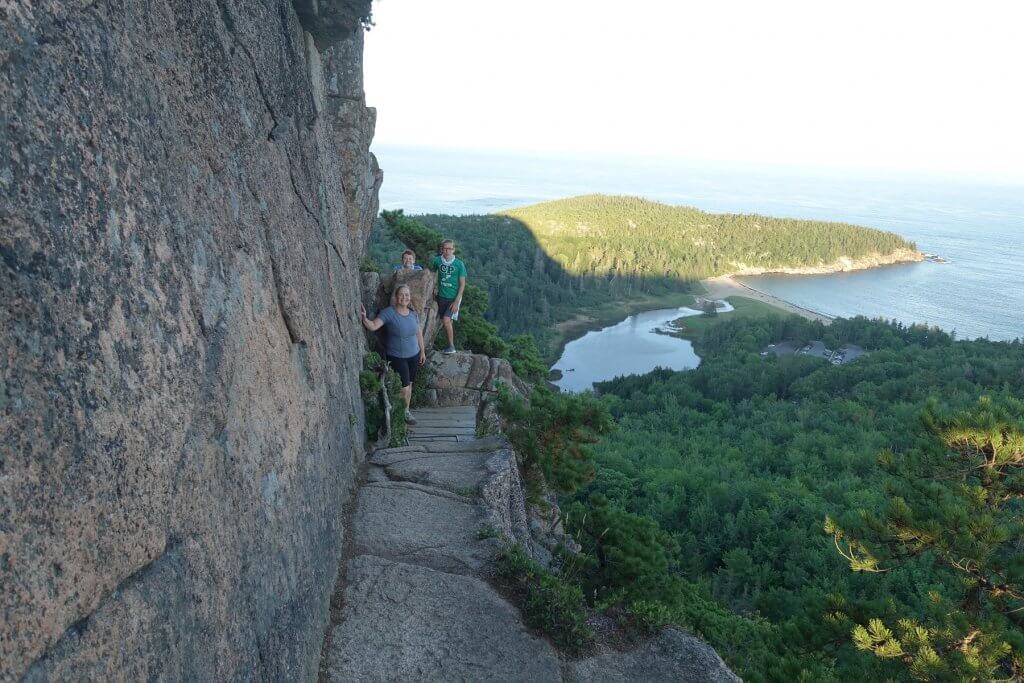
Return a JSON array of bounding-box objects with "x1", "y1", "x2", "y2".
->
[
  {"x1": 558, "y1": 317, "x2": 1024, "y2": 681},
  {"x1": 368, "y1": 195, "x2": 916, "y2": 356},
  {"x1": 500, "y1": 194, "x2": 916, "y2": 278}
]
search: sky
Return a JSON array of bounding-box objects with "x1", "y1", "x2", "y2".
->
[{"x1": 363, "y1": 0, "x2": 1024, "y2": 182}]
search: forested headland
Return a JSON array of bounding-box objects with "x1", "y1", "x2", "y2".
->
[{"x1": 368, "y1": 195, "x2": 918, "y2": 357}]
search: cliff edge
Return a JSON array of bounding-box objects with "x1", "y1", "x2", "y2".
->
[{"x1": 1, "y1": 0, "x2": 379, "y2": 678}]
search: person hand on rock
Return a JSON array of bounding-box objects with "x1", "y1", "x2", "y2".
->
[{"x1": 358, "y1": 286, "x2": 423, "y2": 425}]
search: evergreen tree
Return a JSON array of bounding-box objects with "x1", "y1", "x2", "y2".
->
[
  {"x1": 497, "y1": 385, "x2": 613, "y2": 493},
  {"x1": 828, "y1": 396, "x2": 1024, "y2": 680}
]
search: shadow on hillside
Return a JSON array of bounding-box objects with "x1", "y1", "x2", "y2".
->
[{"x1": 367, "y1": 214, "x2": 704, "y2": 359}]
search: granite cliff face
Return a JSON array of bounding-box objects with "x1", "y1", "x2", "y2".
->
[{"x1": 0, "y1": 0, "x2": 379, "y2": 678}]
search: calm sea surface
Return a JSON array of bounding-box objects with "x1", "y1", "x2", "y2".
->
[{"x1": 376, "y1": 145, "x2": 1024, "y2": 342}]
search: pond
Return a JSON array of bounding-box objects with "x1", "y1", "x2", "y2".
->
[{"x1": 551, "y1": 302, "x2": 734, "y2": 392}]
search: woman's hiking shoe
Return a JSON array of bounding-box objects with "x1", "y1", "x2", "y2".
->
[
  {"x1": 442, "y1": 346, "x2": 457, "y2": 354},
  {"x1": 404, "y1": 410, "x2": 417, "y2": 425}
]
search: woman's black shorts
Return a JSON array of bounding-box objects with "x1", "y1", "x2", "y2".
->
[{"x1": 387, "y1": 353, "x2": 420, "y2": 387}]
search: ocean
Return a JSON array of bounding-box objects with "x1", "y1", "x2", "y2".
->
[{"x1": 375, "y1": 145, "x2": 1024, "y2": 342}]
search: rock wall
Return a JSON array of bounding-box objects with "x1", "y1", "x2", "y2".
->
[
  {"x1": 425, "y1": 352, "x2": 529, "y2": 407},
  {"x1": 0, "y1": 0, "x2": 379, "y2": 679}
]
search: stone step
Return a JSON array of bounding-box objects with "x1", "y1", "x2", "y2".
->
[
  {"x1": 410, "y1": 406, "x2": 476, "y2": 414},
  {"x1": 407, "y1": 428, "x2": 475, "y2": 438},
  {"x1": 408, "y1": 417, "x2": 476, "y2": 425},
  {"x1": 376, "y1": 435, "x2": 506, "y2": 455},
  {"x1": 408, "y1": 434, "x2": 477, "y2": 442},
  {"x1": 370, "y1": 448, "x2": 501, "y2": 467},
  {"x1": 408, "y1": 411, "x2": 475, "y2": 419},
  {"x1": 409, "y1": 424, "x2": 470, "y2": 429},
  {"x1": 408, "y1": 435, "x2": 480, "y2": 444},
  {"x1": 352, "y1": 481, "x2": 492, "y2": 575},
  {"x1": 325, "y1": 556, "x2": 560, "y2": 681},
  {"x1": 407, "y1": 418, "x2": 476, "y2": 427},
  {"x1": 380, "y1": 451, "x2": 491, "y2": 493},
  {"x1": 325, "y1": 396, "x2": 740, "y2": 683},
  {"x1": 321, "y1": 401, "x2": 564, "y2": 682}
]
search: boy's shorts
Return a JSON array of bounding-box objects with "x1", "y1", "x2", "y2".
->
[{"x1": 436, "y1": 296, "x2": 456, "y2": 319}]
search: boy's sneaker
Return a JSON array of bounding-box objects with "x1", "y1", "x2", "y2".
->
[
  {"x1": 404, "y1": 410, "x2": 417, "y2": 425},
  {"x1": 442, "y1": 346, "x2": 457, "y2": 354}
]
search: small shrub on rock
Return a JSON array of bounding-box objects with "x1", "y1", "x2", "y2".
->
[
  {"x1": 626, "y1": 600, "x2": 674, "y2": 635},
  {"x1": 360, "y1": 352, "x2": 407, "y2": 446},
  {"x1": 495, "y1": 545, "x2": 593, "y2": 654},
  {"x1": 410, "y1": 359, "x2": 434, "y2": 408},
  {"x1": 477, "y1": 524, "x2": 500, "y2": 540},
  {"x1": 359, "y1": 256, "x2": 382, "y2": 273},
  {"x1": 506, "y1": 334, "x2": 548, "y2": 385},
  {"x1": 359, "y1": 363, "x2": 385, "y2": 439},
  {"x1": 497, "y1": 385, "x2": 613, "y2": 494}
]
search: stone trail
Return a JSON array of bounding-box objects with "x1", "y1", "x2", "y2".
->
[
  {"x1": 320, "y1": 406, "x2": 741, "y2": 682},
  {"x1": 322, "y1": 406, "x2": 561, "y2": 680}
]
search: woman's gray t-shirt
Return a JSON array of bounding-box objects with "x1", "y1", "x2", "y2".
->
[{"x1": 378, "y1": 306, "x2": 420, "y2": 358}]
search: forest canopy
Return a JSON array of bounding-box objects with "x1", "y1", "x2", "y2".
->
[
  {"x1": 571, "y1": 317, "x2": 1024, "y2": 681},
  {"x1": 500, "y1": 194, "x2": 917, "y2": 280}
]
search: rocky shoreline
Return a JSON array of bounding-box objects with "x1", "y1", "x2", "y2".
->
[
  {"x1": 701, "y1": 248, "x2": 924, "y2": 324},
  {"x1": 723, "y1": 247, "x2": 923, "y2": 277}
]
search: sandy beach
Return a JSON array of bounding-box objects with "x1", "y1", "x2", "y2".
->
[{"x1": 702, "y1": 276, "x2": 834, "y2": 324}]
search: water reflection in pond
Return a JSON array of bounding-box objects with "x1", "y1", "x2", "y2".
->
[{"x1": 551, "y1": 302, "x2": 733, "y2": 392}]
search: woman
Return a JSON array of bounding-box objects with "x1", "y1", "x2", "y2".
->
[{"x1": 359, "y1": 284, "x2": 426, "y2": 425}]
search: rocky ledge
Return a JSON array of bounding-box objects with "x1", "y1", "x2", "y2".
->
[{"x1": 424, "y1": 351, "x2": 530, "y2": 408}]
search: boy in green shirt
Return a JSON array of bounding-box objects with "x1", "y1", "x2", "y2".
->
[{"x1": 431, "y1": 239, "x2": 467, "y2": 354}]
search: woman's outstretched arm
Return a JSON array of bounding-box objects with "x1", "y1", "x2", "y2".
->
[{"x1": 359, "y1": 303, "x2": 385, "y2": 331}]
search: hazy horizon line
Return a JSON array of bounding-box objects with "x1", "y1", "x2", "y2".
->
[{"x1": 371, "y1": 141, "x2": 1024, "y2": 190}]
